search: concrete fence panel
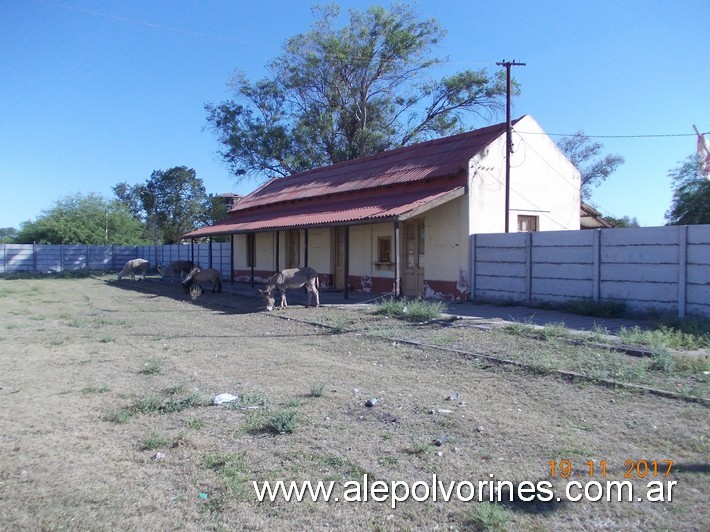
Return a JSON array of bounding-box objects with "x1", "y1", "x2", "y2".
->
[
  {"x1": 471, "y1": 224, "x2": 710, "y2": 318},
  {"x1": 0, "y1": 243, "x2": 234, "y2": 281}
]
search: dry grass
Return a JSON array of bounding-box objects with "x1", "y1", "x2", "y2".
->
[{"x1": 0, "y1": 277, "x2": 708, "y2": 530}]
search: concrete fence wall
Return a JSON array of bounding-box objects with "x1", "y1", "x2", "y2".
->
[
  {"x1": 471, "y1": 225, "x2": 710, "y2": 318},
  {"x1": 0, "y1": 243, "x2": 233, "y2": 280}
]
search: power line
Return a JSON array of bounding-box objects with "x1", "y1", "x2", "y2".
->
[{"x1": 518, "y1": 131, "x2": 699, "y2": 139}]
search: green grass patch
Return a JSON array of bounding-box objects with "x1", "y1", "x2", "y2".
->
[
  {"x1": 408, "y1": 438, "x2": 434, "y2": 455},
  {"x1": 204, "y1": 451, "x2": 250, "y2": 497},
  {"x1": 322, "y1": 313, "x2": 351, "y2": 333},
  {"x1": 105, "y1": 392, "x2": 210, "y2": 424},
  {"x1": 619, "y1": 324, "x2": 710, "y2": 350},
  {"x1": 309, "y1": 382, "x2": 325, "y2": 397},
  {"x1": 187, "y1": 417, "x2": 205, "y2": 430},
  {"x1": 374, "y1": 297, "x2": 447, "y2": 322},
  {"x1": 563, "y1": 297, "x2": 627, "y2": 318},
  {"x1": 266, "y1": 409, "x2": 299, "y2": 434},
  {"x1": 464, "y1": 502, "x2": 513, "y2": 530},
  {"x1": 82, "y1": 384, "x2": 111, "y2": 394},
  {"x1": 138, "y1": 431, "x2": 169, "y2": 451},
  {"x1": 139, "y1": 360, "x2": 162, "y2": 375}
]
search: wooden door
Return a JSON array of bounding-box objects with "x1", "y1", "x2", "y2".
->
[
  {"x1": 286, "y1": 230, "x2": 300, "y2": 268},
  {"x1": 402, "y1": 220, "x2": 425, "y2": 296}
]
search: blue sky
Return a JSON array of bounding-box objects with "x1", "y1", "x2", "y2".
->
[{"x1": 1, "y1": 0, "x2": 708, "y2": 229}]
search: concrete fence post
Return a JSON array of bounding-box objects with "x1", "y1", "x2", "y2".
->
[
  {"x1": 469, "y1": 234, "x2": 477, "y2": 302},
  {"x1": 525, "y1": 231, "x2": 532, "y2": 303},
  {"x1": 593, "y1": 229, "x2": 601, "y2": 302},
  {"x1": 678, "y1": 225, "x2": 688, "y2": 319}
]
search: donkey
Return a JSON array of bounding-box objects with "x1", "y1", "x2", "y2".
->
[
  {"x1": 260, "y1": 267, "x2": 319, "y2": 311},
  {"x1": 182, "y1": 266, "x2": 222, "y2": 299},
  {"x1": 157, "y1": 260, "x2": 194, "y2": 284},
  {"x1": 117, "y1": 258, "x2": 149, "y2": 281}
]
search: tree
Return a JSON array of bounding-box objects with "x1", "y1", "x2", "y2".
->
[
  {"x1": 0, "y1": 227, "x2": 18, "y2": 243},
  {"x1": 113, "y1": 167, "x2": 215, "y2": 244},
  {"x1": 14, "y1": 193, "x2": 145, "y2": 245},
  {"x1": 557, "y1": 131, "x2": 624, "y2": 201},
  {"x1": 206, "y1": 3, "x2": 508, "y2": 181},
  {"x1": 113, "y1": 181, "x2": 145, "y2": 220},
  {"x1": 605, "y1": 215, "x2": 640, "y2": 228},
  {"x1": 665, "y1": 154, "x2": 710, "y2": 225}
]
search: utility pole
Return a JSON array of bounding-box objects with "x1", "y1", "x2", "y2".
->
[{"x1": 496, "y1": 60, "x2": 526, "y2": 232}]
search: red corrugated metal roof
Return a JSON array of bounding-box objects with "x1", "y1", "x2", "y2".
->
[
  {"x1": 185, "y1": 179, "x2": 465, "y2": 237},
  {"x1": 231, "y1": 119, "x2": 515, "y2": 212},
  {"x1": 185, "y1": 119, "x2": 516, "y2": 237}
]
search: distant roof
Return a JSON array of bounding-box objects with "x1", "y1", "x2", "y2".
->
[
  {"x1": 580, "y1": 203, "x2": 614, "y2": 229},
  {"x1": 185, "y1": 118, "x2": 519, "y2": 237}
]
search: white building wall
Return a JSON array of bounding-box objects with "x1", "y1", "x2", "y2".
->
[{"x1": 468, "y1": 115, "x2": 580, "y2": 235}]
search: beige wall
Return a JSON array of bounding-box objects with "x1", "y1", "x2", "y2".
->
[
  {"x1": 306, "y1": 227, "x2": 331, "y2": 274},
  {"x1": 421, "y1": 195, "x2": 469, "y2": 297},
  {"x1": 232, "y1": 232, "x2": 275, "y2": 272},
  {"x1": 233, "y1": 233, "x2": 247, "y2": 270}
]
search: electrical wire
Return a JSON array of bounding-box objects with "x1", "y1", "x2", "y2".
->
[{"x1": 517, "y1": 131, "x2": 701, "y2": 139}]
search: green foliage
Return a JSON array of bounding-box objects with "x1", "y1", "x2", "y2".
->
[
  {"x1": 206, "y1": 4, "x2": 507, "y2": 182},
  {"x1": 556, "y1": 131, "x2": 624, "y2": 201},
  {"x1": 14, "y1": 193, "x2": 145, "y2": 245},
  {"x1": 605, "y1": 215, "x2": 640, "y2": 228},
  {"x1": 113, "y1": 166, "x2": 226, "y2": 244},
  {"x1": 665, "y1": 153, "x2": 710, "y2": 225},
  {"x1": 0, "y1": 227, "x2": 18, "y2": 243}
]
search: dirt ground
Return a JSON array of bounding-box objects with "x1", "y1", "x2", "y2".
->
[{"x1": 0, "y1": 276, "x2": 707, "y2": 531}]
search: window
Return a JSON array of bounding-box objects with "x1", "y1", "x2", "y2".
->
[
  {"x1": 377, "y1": 236, "x2": 392, "y2": 263},
  {"x1": 517, "y1": 215, "x2": 539, "y2": 232},
  {"x1": 246, "y1": 233, "x2": 256, "y2": 267}
]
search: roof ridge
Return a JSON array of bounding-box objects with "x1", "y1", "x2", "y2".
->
[
  {"x1": 232, "y1": 117, "x2": 524, "y2": 209},
  {"x1": 275, "y1": 118, "x2": 515, "y2": 182}
]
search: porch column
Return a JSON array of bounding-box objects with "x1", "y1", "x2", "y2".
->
[
  {"x1": 344, "y1": 226, "x2": 350, "y2": 300},
  {"x1": 275, "y1": 231, "x2": 280, "y2": 272},
  {"x1": 304, "y1": 228, "x2": 309, "y2": 267},
  {"x1": 190, "y1": 239, "x2": 195, "y2": 264},
  {"x1": 394, "y1": 221, "x2": 401, "y2": 296},
  {"x1": 208, "y1": 236, "x2": 213, "y2": 269},
  {"x1": 250, "y1": 233, "x2": 255, "y2": 288},
  {"x1": 230, "y1": 234, "x2": 235, "y2": 284}
]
